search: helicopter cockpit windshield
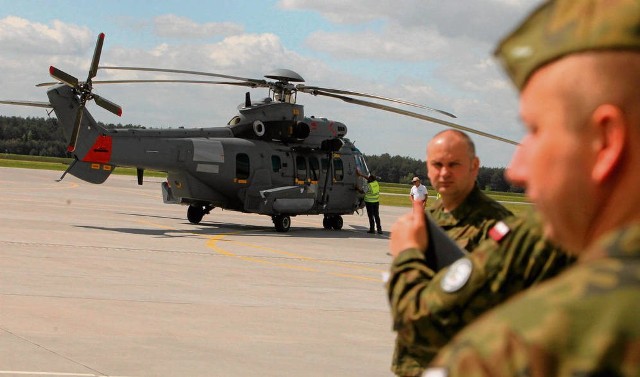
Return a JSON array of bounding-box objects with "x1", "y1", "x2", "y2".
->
[{"x1": 354, "y1": 151, "x2": 370, "y2": 176}]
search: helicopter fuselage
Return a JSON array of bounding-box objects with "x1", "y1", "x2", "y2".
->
[{"x1": 48, "y1": 84, "x2": 368, "y2": 229}]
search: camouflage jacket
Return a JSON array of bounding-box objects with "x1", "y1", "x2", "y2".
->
[
  {"x1": 424, "y1": 222, "x2": 640, "y2": 377},
  {"x1": 427, "y1": 185, "x2": 513, "y2": 252},
  {"x1": 390, "y1": 185, "x2": 514, "y2": 376}
]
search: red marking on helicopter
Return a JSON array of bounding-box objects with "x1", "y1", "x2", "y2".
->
[
  {"x1": 328, "y1": 121, "x2": 337, "y2": 136},
  {"x1": 82, "y1": 134, "x2": 113, "y2": 164}
]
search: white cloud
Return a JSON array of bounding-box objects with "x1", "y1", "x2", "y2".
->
[
  {"x1": 305, "y1": 25, "x2": 448, "y2": 62},
  {"x1": 278, "y1": 0, "x2": 385, "y2": 23},
  {"x1": 153, "y1": 14, "x2": 244, "y2": 39},
  {"x1": 0, "y1": 16, "x2": 92, "y2": 55},
  {"x1": 279, "y1": 0, "x2": 539, "y2": 43}
]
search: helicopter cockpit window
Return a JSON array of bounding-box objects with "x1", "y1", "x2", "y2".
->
[
  {"x1": 309, "y1": 157, "x2": 320, "y2": 182},
  {"x1": 236, "y1": 153, "x2": 250, "y2": 180},
  {"x1": 333, "y1": 157, "x2": 344, "y2": 181},
  {"x1": 355, "y1": 155, "x2": 369, "y2": 176},
  {"x1": 271, "y1": 155, "x2": 281, "y2": 173},
  {"x1": 296, "y1": 156, "x2": 307, "y2": 182}
]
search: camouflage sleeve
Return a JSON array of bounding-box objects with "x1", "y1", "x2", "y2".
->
[
  {"x1": 387, "y1": 215, "x2": 575, "y2": 363},
  {"x1": 425, "y1": 247, "x2": 640, "y2": 377}
]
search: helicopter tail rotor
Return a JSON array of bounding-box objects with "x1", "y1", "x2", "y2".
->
[{"x1": 48, "y1": 33, "x2": 122, "y2": 152}]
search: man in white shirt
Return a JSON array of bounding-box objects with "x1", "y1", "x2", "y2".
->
[{"x1": 409, "y1": 176, "x2": 428, "y2": 207}]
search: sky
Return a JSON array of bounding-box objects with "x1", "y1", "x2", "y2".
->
[{"x1": 0, "y1": 0, "x2": 542, "y2": 167}]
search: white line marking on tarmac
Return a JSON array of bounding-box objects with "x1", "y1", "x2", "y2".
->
[{"x1": 0, "y1": 371, "x2": 136, "y2": 377}]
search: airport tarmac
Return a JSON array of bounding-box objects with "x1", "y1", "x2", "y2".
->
[{"x1": 0, "y1": 167, "x2": 410, "y2": 377}]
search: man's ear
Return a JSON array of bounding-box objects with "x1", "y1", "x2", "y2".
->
[
  {"x1": 471, "y1": 156, "x2": 480, "y2": 172},
  {"x1": 591, "y1": 104, "x2": 627, "y2": 182}
]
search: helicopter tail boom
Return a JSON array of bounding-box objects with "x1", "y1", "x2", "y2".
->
[{"x1": 47, "y1": 84, "x2": 116, "y2": 183}]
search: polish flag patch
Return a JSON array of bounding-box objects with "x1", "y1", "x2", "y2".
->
[{"x1": 489, "y1": 221, "x2": 511, "y2": 242}]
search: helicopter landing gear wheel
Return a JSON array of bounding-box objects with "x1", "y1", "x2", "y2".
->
[
  {"x1": 273, "y1": 215, "x2": 291, "y2": 232},
  {"x1": 331, "y1": 215, "x2": 343, "y2": 230},
  {"x1": 187, "y1": 204, "x2": 206, "y2": 224},
  {"x1": 322, "y1": 216, "x2": 332, "y2": 229},
  {"x1": 323, "y1": 215, "x2": 343, "y2": 230}
]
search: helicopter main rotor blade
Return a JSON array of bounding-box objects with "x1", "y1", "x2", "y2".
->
[
  {"x1": 0, "y1": 100, "x2": 52, "y2": 108},
  {"x1": 92, "y1": 93, "x2": 123, "y2": 117},
  {"x1": 36, "y1": 79, "x2": 260, "y2": 87},
  {"x1": 88, "y1": 33, "x2": 105, "y2": 81},
  {"x1": 313, "y1": 90, "x2": 518, "y2": 146},
  {"x1": 98, "y1": 66, "x2": 268, "y2": 87},
  {"x1": 298, "y1": 85, "x2": 456, "y2": 118},
  {"x1": 49, "y1": 66, "x2": 79, "y2": 89},
  {"x1": 94, "y1": 79, "x2": 258, "y2": 87}
]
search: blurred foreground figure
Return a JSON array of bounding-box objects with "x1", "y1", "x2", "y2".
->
[{"x1": 423, "y1": 0, "x2": 640, "y2": 375}]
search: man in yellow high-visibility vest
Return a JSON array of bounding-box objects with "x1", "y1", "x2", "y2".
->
[{"x1": 364, "y1": 174, "x2": 382, "y2": 234}]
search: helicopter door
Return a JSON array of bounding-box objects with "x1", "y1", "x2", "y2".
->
[
  {"x1": 321, "y1": 154, "x2": 356, "y2": 212},
  {"x1": 268, "y1": 152, "x2": 294, "y2": 186}
]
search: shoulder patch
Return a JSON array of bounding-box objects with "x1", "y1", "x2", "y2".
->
[
  {"x1": 423, "y1": 367, "x2": 448, "y2": 377},
  {"x1": 440, "y1": 258, "x2": 473, "y2": 293},
  {"x1": 489, "y1": 220, "x2": 511, "y2": 242}
]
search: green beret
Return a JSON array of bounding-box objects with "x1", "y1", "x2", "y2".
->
[{"x1": 494, "y1": 0, "x2": 640, "y2": 91}]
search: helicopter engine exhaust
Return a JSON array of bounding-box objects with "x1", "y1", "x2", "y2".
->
[{"x1": 292, "y1": 121, "x2": 310, "y2": 139}]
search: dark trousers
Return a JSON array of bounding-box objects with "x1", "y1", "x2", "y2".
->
[{"x1": 365, "y1": 201, "x2": 381, "y2": 231}]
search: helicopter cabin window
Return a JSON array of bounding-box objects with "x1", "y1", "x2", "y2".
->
[
  {"x1": 296, "y1": 156, "x2": 307, "y2": 183},
  {"x1": 309, "y1": 157, "x2": 320, "y2": 182},
  {"x1": 333, "y1": 157, "x2": 344, "y2": 181},
  {"x1": 236, "y1": 153, "x2": 250, "y2": 180},
  {"x1": 271, "y1": 155, "x2": 281, "y2": 173}
]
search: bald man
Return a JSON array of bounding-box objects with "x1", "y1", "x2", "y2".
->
[{"x1": 390, "y1": 129, "x2": 513, "y2": 376}]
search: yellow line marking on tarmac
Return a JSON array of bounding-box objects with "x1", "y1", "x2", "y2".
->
[
  {"x1": 206, "y1": 235, "x2": 315, "y2": 271},
  {"x1": 135, "y1": 219, "x2": 179, "y2": 231},
  {"x1": 135, "y1": 219, "x2": 383, "y2": 281},
  {"x1": 229, "y1": 239, "x2": 382, "y2": 273}
]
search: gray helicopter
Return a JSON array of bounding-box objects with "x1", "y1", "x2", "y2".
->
[{"x1": 0, "y1": 33, "x2": 517, "y2": 232}]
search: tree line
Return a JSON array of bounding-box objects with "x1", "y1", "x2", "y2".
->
[{"x1": 0, "y1": 115, "x2": 521, "y2": 192}]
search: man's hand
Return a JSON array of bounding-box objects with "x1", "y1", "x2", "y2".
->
[{"x1": 389, "y1": 200, "x2": 428, "y2": 258}]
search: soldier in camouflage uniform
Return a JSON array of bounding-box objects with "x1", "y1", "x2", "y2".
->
[
  {"x1": 391, "y1": 129, "x2": 513, "y2": 376},
  {"x1": 389, "y1": 211, "x2": 574, "y2": 375},
  {"x1": 427, "y1": 130, "x2": 514, "y2": 253},
  {"x1": 421, "y1": 0, "x2": 640, "y2": 375}
]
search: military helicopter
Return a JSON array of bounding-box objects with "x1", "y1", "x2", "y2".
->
[{"x1": 0, "y1": 33, "x2": 517, "y2": 232}]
